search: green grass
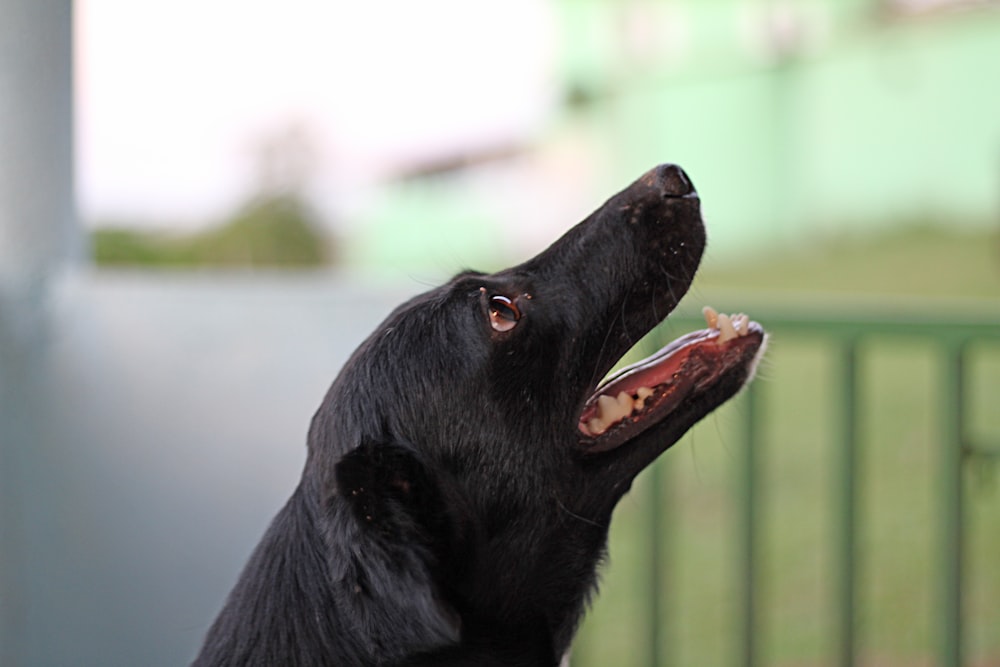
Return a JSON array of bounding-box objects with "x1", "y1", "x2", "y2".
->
[{"x1": 572, "y1": 226, "x2": 1000, "y2": 666}]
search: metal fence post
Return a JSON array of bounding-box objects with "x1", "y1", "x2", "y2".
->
[
  {"x1": 940, "y1": 343, "x2": 966, "y2": 667},
  {"x1": 838, "y1": 339, "x2": 859, "y2": 667},
  {"x1": 741, "y1": 381, "x2": 761, "y2": 667},
  {"x1": 648, "y1": 459, "x2": 666, "y2": 667}
]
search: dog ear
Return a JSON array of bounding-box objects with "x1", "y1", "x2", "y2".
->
[
  {"x1": 335, "y1": 441, "x2": 424, "y2": 526},
  {"x1": 334, "y1": 441, "x2": 471, "y2": 561}
]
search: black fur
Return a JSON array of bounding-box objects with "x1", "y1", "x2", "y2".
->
[{"x1": 193, "y1": 165, "x2": 756, "y2": 666}]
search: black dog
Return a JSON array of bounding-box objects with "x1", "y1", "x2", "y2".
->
[{"x1": 193, "y1": 164, "x2": 766, "y2": 666}]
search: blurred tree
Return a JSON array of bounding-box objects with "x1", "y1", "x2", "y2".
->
[
  {"x1": 93, "y1": 194, "x2": 329, "y2": 268},
  {"x1": 92, "y1": 122, "x2": 332, "y2": 268}
]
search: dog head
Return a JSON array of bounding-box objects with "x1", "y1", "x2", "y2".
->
[
  {"x1": 316, "y1": 163, "x2": 763, "y2": 496},
  {"x1": 311, "y1": 164, "x2": 766, "y2": 657}
]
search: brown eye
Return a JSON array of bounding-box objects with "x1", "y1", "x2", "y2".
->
[{"x1": 488, "y1": 295, "x2": 520, "y2": 332}]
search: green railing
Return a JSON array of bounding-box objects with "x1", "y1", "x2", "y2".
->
[{"x1": 626, "y1": 298, "x2": 1000, "y2": 667}]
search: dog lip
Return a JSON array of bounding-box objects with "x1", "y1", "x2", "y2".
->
[{"x1": 577, "y1": 321, "x2": 766, "y2": 452}]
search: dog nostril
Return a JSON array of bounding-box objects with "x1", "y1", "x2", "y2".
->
[{"x1": 656, "y1": 164, "x2": 696, "y2": 198}]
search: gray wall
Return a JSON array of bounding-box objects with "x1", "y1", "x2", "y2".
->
[{"x1": 1, "y1": 271, "x2": 419, "y2": 665}]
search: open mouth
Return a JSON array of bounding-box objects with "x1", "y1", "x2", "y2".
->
[{"x1": 578, "y1": 306, "x2": 767, "y2": 453}]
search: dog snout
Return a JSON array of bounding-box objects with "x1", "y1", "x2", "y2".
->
[{"x1": 655, "y1": 163, "x2": 696, "y2": 198}]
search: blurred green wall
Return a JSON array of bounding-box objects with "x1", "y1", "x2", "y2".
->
[
  {"x1": 556, "y1": 0, "x2": 1000, "y2": 255},
  {"x1": 344, "y1": 1, "x2": 1000, "y2": 270}
]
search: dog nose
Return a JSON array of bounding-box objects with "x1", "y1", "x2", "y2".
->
[{"x1": 656, "y1": 164, "x2": 696, "y2": 198}]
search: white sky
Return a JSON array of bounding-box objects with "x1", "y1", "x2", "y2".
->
[{"x1": 75, "y1": 0, "x2": 558, "y2": 227}]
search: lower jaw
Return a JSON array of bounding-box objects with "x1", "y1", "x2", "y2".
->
[{"x1": 577, "y1": 318, "x2": 767, "y2": 455}]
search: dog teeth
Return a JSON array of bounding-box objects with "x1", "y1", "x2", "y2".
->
[
  {"x1": 587, "y1": 416, "x2": 608, "y2": 435},
  {"x1": 734, "y1": 313, "x2": 749, "y2": 336},
  {"x1": 717, "y1": 313, "x2": 737, "y2": 343},
  {"x1": 597, "y1": 395, "x2": 621, "y2": 420},
  {"x1": 702, "y1": 305, "x2": 718, "y2": 329},
  {"x1": 597, "y1": 393, "x2": 632, "y2": 426},
  {"x1": 704, "y1": 305, "x2": 754, "y2": 345},
  {"x1": 587, "y1": 386, "x2": 656, "y2": 435},
  {"x1": 615, "y1": 390, "x2": 634, "y2": 414},
  {"x1": 634, "y1": 386, "x2": 654, "y2": 410}
]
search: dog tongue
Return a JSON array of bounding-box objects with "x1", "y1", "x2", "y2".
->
[{"x1": 599, "y1": 329, "x2": 714, "y2": 394}]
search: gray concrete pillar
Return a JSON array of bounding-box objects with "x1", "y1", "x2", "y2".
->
[
  {"x1": 0, "y1": 2, "x2": 78, "y2": 664},
  {"x1": 0, "y1": 0, "x2": 80, "y2": 298}
]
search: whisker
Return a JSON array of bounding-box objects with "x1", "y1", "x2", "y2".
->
[
  {"x1": 587, "y1": 317, "x2": 618, "y2": 390},
  {"x1": 552, "y1": 492, "x2": 605, "y2": 528}
]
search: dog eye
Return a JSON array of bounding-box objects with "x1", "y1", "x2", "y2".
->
[{"x1": 488, "y1": 295, "x2": 520, "y2": 332}]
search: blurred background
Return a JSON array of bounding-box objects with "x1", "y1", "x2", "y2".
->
[{"x1": 1, "y1": 0, "x2": 998, "y2": 665}]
